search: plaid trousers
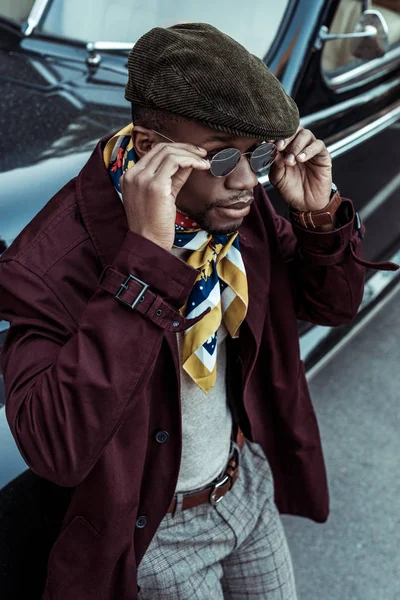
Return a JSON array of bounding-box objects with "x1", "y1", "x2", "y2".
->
[{"x1": 137, "y1": 439, "x2": 297, "y2": 599}]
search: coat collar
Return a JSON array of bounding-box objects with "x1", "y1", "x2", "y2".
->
[
  {"x1": 76, "y1": 137, "x2": 271, "y2": 345},
  {"x1": 76, "y1": 135, "x2": 129, "y2": 270}
]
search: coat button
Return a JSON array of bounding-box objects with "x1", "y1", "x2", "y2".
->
[
  {"x1": 136, "y1": 515, "x2": 147, "y2": 529},
  {"x1": 155, "y1": 430, "x2": 169, "y2": 444}
]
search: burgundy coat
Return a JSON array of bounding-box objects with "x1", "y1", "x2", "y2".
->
[{"x1": 0, "y1": 137, "x2": 395, "y2": 599}]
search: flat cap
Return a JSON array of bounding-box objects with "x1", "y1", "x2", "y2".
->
[{"x1": 125, "y1": 23, "x2": 299, "y2": 140}]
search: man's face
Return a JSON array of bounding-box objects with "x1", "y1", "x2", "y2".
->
[{"x1": 134, "y1": 119, "x2": 261, "y2": 234}]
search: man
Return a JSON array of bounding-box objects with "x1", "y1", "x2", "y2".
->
[{"x1": 0, "y1": 23, "x2": 396, "y2": 600}]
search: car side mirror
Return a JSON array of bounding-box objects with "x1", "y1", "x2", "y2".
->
[
  {"x1": 350, "y1": 10, "x2": 389, "y2": 59},
  {"x1": 315, "y1": 9, "x2": 389, "y2": 60}
]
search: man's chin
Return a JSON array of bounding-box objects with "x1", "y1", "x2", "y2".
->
[
  {"x1": 195, "y1": 213, "x2": 246, "y2": 235},
  {"x1": 205, "y1": 220, "x2": 244, "y2": 235}
]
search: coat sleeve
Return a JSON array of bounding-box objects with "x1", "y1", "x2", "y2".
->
[
  {"x1": 0, "y1": 231, "x2": 197, "y2": 487},
  {"x1": 270, "y1": 192, "x2": 399, "y2": 326}
]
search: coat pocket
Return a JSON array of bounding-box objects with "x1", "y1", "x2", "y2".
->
[{"x1": 45, "y1": 515, "x2": 100, "y2": 597}]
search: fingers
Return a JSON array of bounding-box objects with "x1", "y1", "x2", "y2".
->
[
  {"x1": 150, "y1": 152, "x2": 210, "y2": 197},
  {"x1": 121, "y1": 143, "x2": 210, "y2": 199},
  {"x1": 275, "y1": 127, "x2": 331, "y2": 167},
  {"x1": 129, "y1": 141, "x2": 206, "y2": 172},
  {"x1": 274, "y1": 124, "x2": 302, "y2": 152},
  {"x1": 144, "y1": 144, "x2": 207, "y2": 174},
  {"x1": 278, "y1": 128, "x2": 314, "y2": 165},
  {"x1": 295, "y1": 139, "x2": 331, "y2": 165},
  {"x1": 121, "y1": 143, "x2": 208, "y2": 183}
]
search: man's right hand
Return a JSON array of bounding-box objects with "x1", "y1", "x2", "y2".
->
[{"x1": 120, "y1": 142, "x2": 210, "y2": 252}]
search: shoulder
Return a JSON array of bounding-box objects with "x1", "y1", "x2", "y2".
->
[
  {"x1": 0, "y1": 177, "x2": 102, "y2": 328},
  {"x1": 0, "y1": 177, "x2": 94, "y2": 277}
]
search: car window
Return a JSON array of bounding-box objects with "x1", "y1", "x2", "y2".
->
[
  {"x1": 37, "y1": 0, "x2": 290, "y2": 59},
  {"x1": 322, "y1": 0, "x2": 400, "y2": 74},
  {"x1": 0, "y1": 0, "x2": 35, "y2": 23}
]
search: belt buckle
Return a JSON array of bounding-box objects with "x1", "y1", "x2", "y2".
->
[{"x1": 209, "y1": 474, "x2": 231, "y2": 506}]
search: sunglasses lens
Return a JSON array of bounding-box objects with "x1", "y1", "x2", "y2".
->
[
  {"x1": 250, "y1": 143, "x2": 277, "y2": 174},
  {"x1": 210, "y1": 148, "x2": 241, "y2": 177}
]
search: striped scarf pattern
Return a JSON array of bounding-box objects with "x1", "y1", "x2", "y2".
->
[{"x1": 104, "y1": 124, "x2": 248, "y2": 393}]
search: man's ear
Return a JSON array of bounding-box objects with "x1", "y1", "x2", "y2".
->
[{"x1": 131, "y1": 125, "x2": 157, "y2": 158}]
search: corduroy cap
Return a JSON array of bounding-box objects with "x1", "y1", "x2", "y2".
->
[{"x1": 125, "y1": 23, "x2": 299, "y2": 139}]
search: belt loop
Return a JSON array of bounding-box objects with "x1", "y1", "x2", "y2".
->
[{"x1": 171, "y1": 492, "x2": 184, "y2": 518}]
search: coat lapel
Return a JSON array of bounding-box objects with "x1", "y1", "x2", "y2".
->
[{"x1": 239, "y1": 190, "x2": 271, "y2": 348}]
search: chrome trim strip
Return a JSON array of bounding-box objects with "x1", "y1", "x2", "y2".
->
[
  {"x1": 22, "y1": 0, "x2": 51, "y2": 36},
  {"x1": 302, "y1": 247, "x2": 400, "y2": 378},
  {"x1": 86, "y1": 42, "x2": 135, "y2": 67},
  {"x1": 322, "y1": 44, "x2": 400, "y2": 93},
  {"x1": 87, "y1": 42, "x2": 134, "y2": 51},
  {"x1": 328, "y1": 101, "x2": 400, "y2": 158},
  {"x1": 301, "y1": 76, "x2": 400, "y2": 129}
]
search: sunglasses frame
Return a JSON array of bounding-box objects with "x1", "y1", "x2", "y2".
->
[{"x1": 149, "y1": 129, "x2": 277, "y2": 178}]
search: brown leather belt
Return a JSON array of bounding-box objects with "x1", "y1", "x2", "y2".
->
[{"x1": 167, "y1": 428, "x2": 245, "y2": 514}]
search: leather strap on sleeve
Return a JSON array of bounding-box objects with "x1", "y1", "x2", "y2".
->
[{"x1": 99, "y1": 265, "x2": 210, "y2": 332}]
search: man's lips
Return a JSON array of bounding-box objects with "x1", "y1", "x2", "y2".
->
[
  {"x1": 217, "y1": 197, "x2": 253, "y2": 210},
  {"x1": 214, "y1": 198, "x2": 253, "y2": 219}
]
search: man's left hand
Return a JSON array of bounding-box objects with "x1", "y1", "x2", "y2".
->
[{"x1": 269, "y1": 126, "x2": 332, "y2": 212}]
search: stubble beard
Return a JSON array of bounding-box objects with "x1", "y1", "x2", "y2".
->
[{"x1": 178, "y1": 194, "x2": 252, "y2": 235}]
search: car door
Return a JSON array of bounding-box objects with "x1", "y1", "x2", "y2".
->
[{"x1": 261, "y1": 0, "x2": 400, "y2": 375}]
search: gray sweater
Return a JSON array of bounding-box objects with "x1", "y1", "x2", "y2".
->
[{"x1": 172, "y1": 246, "x2": 233, "y2": 493}]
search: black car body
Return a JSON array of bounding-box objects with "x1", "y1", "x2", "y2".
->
[{"x1": 1, "y1": 0, "x2": 399, "y2": 488}]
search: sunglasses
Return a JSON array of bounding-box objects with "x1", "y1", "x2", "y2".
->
[{"x1": 150, "y1": 129, "x2": 277, "y2": 178}]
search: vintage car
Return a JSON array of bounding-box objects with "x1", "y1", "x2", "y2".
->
[{"x1": 0, "y1": 0, "x2": 399, "y2": 593}]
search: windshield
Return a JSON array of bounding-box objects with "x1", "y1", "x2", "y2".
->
[
  {"x1": 33, "y1": 0, "x2": 290, "y2": 59},
  {"x1": 0, "y1": 0, "x2": 36, "y2": 24}
]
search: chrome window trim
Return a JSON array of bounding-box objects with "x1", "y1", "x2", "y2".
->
[
  {"x1": 322, "y1": 42, "x2": 400, "y2": 94},
  {"x1": 328, "y1": 100, "x2": 400, "y2": 158},
  {"x1": 301, "y1": 76, "x2": 400, "y2": 129}
]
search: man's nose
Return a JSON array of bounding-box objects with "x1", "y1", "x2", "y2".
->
[{"x1": 224, "y1": 155, "x2": 258, "y2": 190}]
